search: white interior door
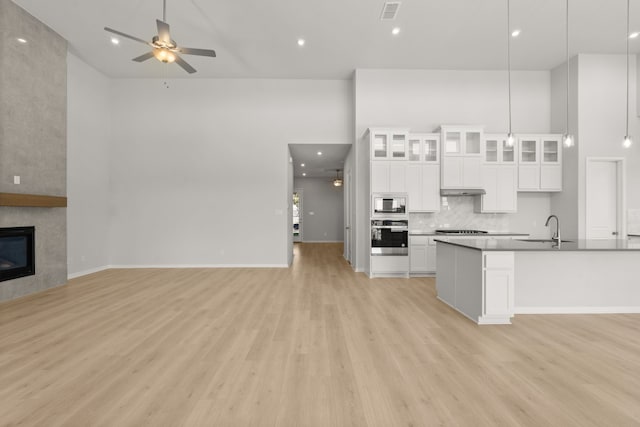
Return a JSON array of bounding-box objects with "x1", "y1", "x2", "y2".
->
[{"x1": 586, "y1": 160, "x2": 619, "y2": 239}]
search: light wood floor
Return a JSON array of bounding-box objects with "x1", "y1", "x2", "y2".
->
[{"x1": 1, "y1": 243, "x2": 639, "y2": 426}]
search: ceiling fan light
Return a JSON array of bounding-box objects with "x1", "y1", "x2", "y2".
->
[
  {"x1": 623, "y1": 135, "x2": 633, "y2": 148},
  {"x1": 333, "y1": 179, "x2": 343, "y2": 187},
  {"x1": 153, "y1": 48, "x2": 176, "y2": 63}
]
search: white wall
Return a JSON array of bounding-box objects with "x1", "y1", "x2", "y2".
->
[
  {"x1": 287, "y1": 147, "x2": 293, "y2": 265},
  {"x1": 107, "y1": 78, "x2": 352, "y2": 267},
  {"x1": 66, "y1": 53, "x2": 111, "y2": 277},
  {"x1": 292, "y1": 177, "x2": 344, "y2": 242},
  {"x1": 354, "y1": 69, "x2": 553, "y2": 272},
  {"x1": 576, "y1": 54, "x2": 640, "y2": 237}
]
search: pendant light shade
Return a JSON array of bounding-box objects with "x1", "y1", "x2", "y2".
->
[
  {"x1": 563, "y1": 0, "x2": 575, "y2": 148},
  {"x1": 505, "y1": 0, "x2": 515, "y2": 147},
  {"x1": 623, "y1": 0, "x2": 633, "y2": 148}
]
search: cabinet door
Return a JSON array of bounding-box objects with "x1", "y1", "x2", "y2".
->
[
  {"x1": 426, "y1": 242, "x2": 437, "y2": 272},
  {"x1": 406, "y1": 165, "x2": 422, "y2": 211},
  {"x1": 519, "y1": 138, "x2": 539, "y2": 164},
  {"x1": 371, "y1": 132, "x2": 389, "y2": 159},
  {"x1": 497, "y1": 167, "x2": 517, "y2": 212},
  {"x1": 541, "y1": 137, "x2": 561, "y2": 164},
  {"x1": 407, "y1": 137, "x2": 422, "y2": 162},
  {"x1": 389, "y1": 133, "x2": 408, "y2": 160},
  {"x1": 518, "y1": 164, "x2": 539, "y2": 190},
  {"x1": 501, "y1": 140, "x2": 516, "y2": 164},
  {"x1": 484, "y1": 138, "x2": 499, "y2": 163},
  {"x1": 481, "y1": 166, "x2": 499, "y2": 211},
  {"x1": 371, "y1": 162, "x2": 390, "y2": 193},
  {"x1": 388, "y1": 163, "x2": 407, "y2": 192},
  {"x1": 443, "y1": 131, "x2": 462, "y2": 155},
  {"x1": 442, "y1": 157, "x2": 463, "y2": 188},
  {"x1": 462, "y1": 157, "x2": 482, "y2": 187},
  {"x1": 410, "y1": 238, "x2": 429, "y2": 273},
  {"x1": 421, "y1": 164, "x2": 440, "y2": 212},
  {"x1": 424, "y1": 136, "x2": 439, "y2": 162},
  {"x1": 540, "y1": 165, "x2": 562, "y2": 191},
  {"x1": 465, "y1": 131, "x2": 482, "y2": 155}
]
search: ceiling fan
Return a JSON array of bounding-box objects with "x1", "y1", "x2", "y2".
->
[{"x1": 104, "y1": 0, "x2": 216, "y2": 74}]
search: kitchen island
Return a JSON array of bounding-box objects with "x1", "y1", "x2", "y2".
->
[{"x1": 435, "y1": 238, "x2": 640, "y2": 325}]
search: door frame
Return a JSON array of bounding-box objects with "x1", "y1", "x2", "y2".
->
[
  {"x1": 344, "y1": 169, "x2": 352, "y2": 264},
  {"x1": 585, "y1": 157, "x2": 626, "y2": 239}
]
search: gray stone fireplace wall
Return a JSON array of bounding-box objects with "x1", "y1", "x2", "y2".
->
[{"x1": 0, "y1": 1, "x2": 67, "y2": 302}]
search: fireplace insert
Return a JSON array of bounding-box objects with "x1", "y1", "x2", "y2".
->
[{"x1": 0, "y1": 226, "x2": 35, "y2": 282}]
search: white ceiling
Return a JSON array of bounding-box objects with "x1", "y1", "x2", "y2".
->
[
  {"x1": 289, "y1": 144, "x2": 352, "y2": 178},
  {"x1": 13, "y1": 0, "x2": 640, "y2": 79}
]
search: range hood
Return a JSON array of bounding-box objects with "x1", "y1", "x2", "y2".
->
[{"x1": 440, "y1": 188, "x2": 486, "y2": 196}]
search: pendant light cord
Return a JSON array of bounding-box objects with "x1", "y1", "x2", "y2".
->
[
  {"x1": 626, "y1": 0, "x2": 630, "y2": 137},
  {"x1": 163, "y1": 0, "x2": 167, "y2": 22},
  {"x1": 566, "y1": 0, "x2": 570, "y2": 136},
  {"x1": 507, "y1": 0, "x2": 512, "y2": 135}
]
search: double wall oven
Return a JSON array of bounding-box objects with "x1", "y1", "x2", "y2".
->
[{"x1": 371, "y1": 194, "x2": 408, "y2": 256}]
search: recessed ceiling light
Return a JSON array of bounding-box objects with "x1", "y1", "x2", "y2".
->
[
  {"x1": 317, "y1": 151, "x2": 322, "y2": 156},
  {"x1": 302, "y1": 172, "x2": 307, "y2": 176},
  {"x1": 630, "y1": 32, "x2": 640, "y2": 39},
  {"x1": 301, "y1": 163, "x2": 305, "y2": 167},
  {"x1": 16, "y1": 38, "x2": 27, "y2": 44},
  {"x1": 511, "y1": 29, "x2": 521, "y2": 37},
  {"x1": 297, "y1": 38, "x2": 305, "y2": 46},
  {"x1": 391, "y1": 27, "x2": 401, "y2": 36},
  {"x1": 111, "y1": 37, "x2": 120, "y2": 45}
]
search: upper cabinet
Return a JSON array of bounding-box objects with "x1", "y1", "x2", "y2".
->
[
  {"x1": 440, "y1": 126, "x2": 483, "y2": 188},
  {"x1": 408, "y1": 133, "x2": 440, "y2": 163},
  {"x1": 441, "y1": 126, "x2": 483, "y2": 156},
  {"x1": 483, "y1": 134, "x2": 516, "y2": 164},
  {"x1": 369, "y1": 128, "x2": 409, "y2": 160},
  {"x1": 517, "y1": 135, "x2": 562, "y2": 192}
]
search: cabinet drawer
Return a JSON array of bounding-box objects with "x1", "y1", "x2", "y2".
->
[{"x1": 483, "y1": 253, "x2": 514, "y2": 269}]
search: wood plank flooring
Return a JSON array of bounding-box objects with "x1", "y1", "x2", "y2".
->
[{"x1": 1, "y1": 243, "x2": 639, "y2": 426}]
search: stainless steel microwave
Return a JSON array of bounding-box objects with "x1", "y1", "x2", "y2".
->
[{"x1": 372, "y1": 194, "x2": 407, "y2": 218}]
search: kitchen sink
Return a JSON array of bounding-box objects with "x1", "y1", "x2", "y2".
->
[{"x1": 516, "y1": 239, "x2": 574, "y2": 243}]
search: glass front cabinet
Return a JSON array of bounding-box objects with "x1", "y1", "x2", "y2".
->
[
  {"x1": 517, "y1": 135, "x2": 562, "y2": 192},
  {"x1": 369, "y1": 129, "x2": 409, "y2": 160}
]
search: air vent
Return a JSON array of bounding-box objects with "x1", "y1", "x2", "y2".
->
[{"x1": 380, "y1": 2, "x2": 401, "y2": 20}]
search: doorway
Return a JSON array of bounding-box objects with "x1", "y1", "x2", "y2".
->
[
  {"x1": 293, "y1": 189, "x2": 303, "y2": 242},
  {"x1": 585, "y1": 157, "x2": 626, "y2": 239}
]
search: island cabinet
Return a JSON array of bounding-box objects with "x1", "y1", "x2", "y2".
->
[
  {"x1": 406, "y1": 133, "x2": 440, "y2": 212},
  {"x1": 517, "y1": 135, "x2": 562, "y2": 192},
  {"x1": 440, "y1": 125, "x2": 483, "y2": 189},
  {"x1": 436, "y1": 242, "x2": 514, "y2": 324},
  {"x1": 475, "y1": 134, "x2": 518, "y2": 213}
]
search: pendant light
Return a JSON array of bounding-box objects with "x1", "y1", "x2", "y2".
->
[
  {"x1": 506, "y1": 0, "x2": 515, "y2": 147},
  {"x1": 563, "y1": 0, "x2": 575, "y2": 147},
  {"x1": 333, "y1": 169, "x2": 343, "y2": 187},
  {"x1": 623, "y1": 0, "x2": 633, "y2": 148}
]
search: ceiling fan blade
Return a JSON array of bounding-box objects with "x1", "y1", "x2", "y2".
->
[
  {"x1": 177, "y1": 47, "x2": 216, "y2": 58},
  {"x1": 156, "y1": 19, "x2": 171, "y2": 43},
  {"x1": 104, "y1": 27, "x2": 149, "y2": 45},
  {"x1": 174, "y1": 54, "x2": 197, "y2": 74},
  {"x1": 132, "y1": 51, "x2": 155, "y2": 62}
]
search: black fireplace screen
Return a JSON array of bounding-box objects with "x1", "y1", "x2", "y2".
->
[{"x1": 0, "y1": 227, "x2": 35, "y2": 282}]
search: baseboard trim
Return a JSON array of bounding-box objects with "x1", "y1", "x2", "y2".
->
[
  {"x1": 514, "y1": 306, "x2": 640, "y2": 314},
  {"x1": 299, "y1": 240, "x2": 343, "y2": 243},
  {"x1": 68, "y1": 265, "x2": 110, "y2": 279},
  {"x1": 108, "y1": 264, "x2": 290, "y2": 269}
]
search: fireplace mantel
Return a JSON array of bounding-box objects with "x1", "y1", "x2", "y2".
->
[{"x1": 0, "y1": 192, "x2": 67, "y2": 208}]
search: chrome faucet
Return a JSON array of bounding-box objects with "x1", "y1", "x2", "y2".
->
[{"x1": 545, "y1": 215, "x2": 561, "y2": 242}]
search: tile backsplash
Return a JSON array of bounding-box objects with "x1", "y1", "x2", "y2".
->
[{"x1": 410, "y1": 197, "x2": 509, "y2": 232}]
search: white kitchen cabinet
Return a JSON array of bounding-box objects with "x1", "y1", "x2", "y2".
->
[
  {"x1": 371, "y1": 161, "x2": 406, "y2": 193},
  {"x1": 440, "y1": 126, "x2": 483, "y2": 189},
  {"x1": 369, "y1": 128, "x2": 409, "y2": 160},
  {"x1": 409, "y1": 236, "x2": 437, "y2": 274},
  {"x1": 517, "y1": 135, "x2": 562, "y2": 192},
  {"x1": 475, "y1": 166, "x2": 517, "y2": 213},
  {"x1": 408, "y1": 133, "x2": 440, "y2": 163},
  {"x1": 484, "y1": 134, "x2": 517, "y2": 164},
  {"x1": 406, "y1": 134, "x2": 440, "y2": 212}
]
